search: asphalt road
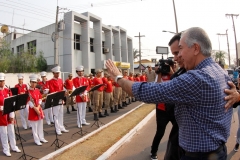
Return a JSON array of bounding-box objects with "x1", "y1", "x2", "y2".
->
[
  {"x1": 109, "y1": 108, "x2": 240, "y2": 160},
  {"x1": 0, "y1": 101, "x2": 143, "y2": 160}
]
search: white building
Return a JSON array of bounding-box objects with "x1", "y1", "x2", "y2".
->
[{"x1": 4, "y1": 11, "x2": 133, "y2": 76}]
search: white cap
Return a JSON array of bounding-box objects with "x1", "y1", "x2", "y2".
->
[
  {"x1": 17, "y1": 74, "x2": 24, "y2": 79},
  {"x1": 76, "y1": 65, "x2": 84, "y2": 71},
  {"x1": 0, "y1": 73, "x2": 5, "y2": 81},
  {"x1": 40, "y1": 71, "x2": 47, "y2": 77},
  {"x1": 29, "y1": 74, "x2": 38, "y2": 82},
  {"x1": 51, "y1": 66, "x2": 61, "y2": 73}
]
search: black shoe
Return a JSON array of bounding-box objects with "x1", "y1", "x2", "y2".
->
[
  {"x1": 118, "y1": 104, "x2": 124, "y2": 109},
  {"x1": 67, "y1": 108, "x2": 70, "y2": 114},
  {"x1": 51, "y1": 122, "x2": 54, "y2": 124},
  {"x1": 111, "y1": 107, "x2": 116, "y2": 113},
  {"x1": 88, "y1": 107, "x2": 93, "y2": 112},
  {"x1": 122, "y1": 102, "x2": 126, "y2": 107},
  {"x1": 104, "y1": 110, "x2": 109, "y2": 116},
  {"x1": 150, "y1": 154, "x2": 158, "y2": 160},
  {"x1": 234, "y1": 143, "x2": 239, "y2": 151},
  {"x1": 99, "y1": 112, "x2": 106, "y2": 118},
  {"x1": 114, "y1": 105, "x2": 119, "y2": 112},
  {"x1": 102, "y1": 102, "x2": 105, "y2": 108},
  {"x1": 72, "y1": 106, "x2": 77, "y2": 111},
  {"x1": 93, "y1": 113, "x2": 99, "y2": 121}
]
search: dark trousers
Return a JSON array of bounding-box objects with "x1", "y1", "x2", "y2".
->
[
  {"x1": 151, "y1": 107, "x2": 178, "y2": 158},
  {"x1": 164, "y1": 120, "x2": 182, "y2": 160},
  {"x1": 180, "y1": 144, "x2": 227, "y2": 160}
]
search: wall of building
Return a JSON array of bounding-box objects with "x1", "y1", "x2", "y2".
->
[{"x1": 4, "y1": 11, "x2": 133, "y2": 76}]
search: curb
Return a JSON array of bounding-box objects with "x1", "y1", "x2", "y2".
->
[
  {"x1": 96, "y1": 107, "x2": 156, "y2": 160},
  {"x1": 40, "y1": 103, "x2": 145, "y2": 160}
]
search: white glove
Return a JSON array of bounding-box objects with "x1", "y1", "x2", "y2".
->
[
  {"x1": 43, "y1": 89, "x2": 49, "y2": 94},
  {"x1": 28, "y1": 101, "x2": 34, "y2": 108},
  {"x1": 38, "y1": 99, "x2": 42, "y2": 105},
  {"x1": 0, "y1": 106, "x2": 3, "y2": 111},
  {"x1": 9, "y1": 112, "x2": 15, "y2": 118}
]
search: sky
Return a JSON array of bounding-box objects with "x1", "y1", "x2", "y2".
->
[{"x1": 0, "y1": 0, "x2": 240, "y2": 64}]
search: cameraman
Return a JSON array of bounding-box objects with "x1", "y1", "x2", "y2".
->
[{"x1": 150, "y1": 60, "x2": 175, "y2": 160}]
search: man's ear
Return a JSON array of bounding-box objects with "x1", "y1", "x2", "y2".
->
[{"x1": 193, "y1": 43, "x2": 201, "y2": 55}]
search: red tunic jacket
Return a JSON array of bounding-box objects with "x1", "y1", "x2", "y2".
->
[
  {"x1": 28, "y1": 88, "x2": 44, "y2": 121},
  {"x1": 72, "y1": 76, "x2": 89, "y2": 103},
  {"x1": 0, "y1": 88, "x2": 13, "y2": 126}
]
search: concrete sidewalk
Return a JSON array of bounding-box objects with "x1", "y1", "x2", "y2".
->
[{"x1": 108, "y1": 109, "x2": 240, "y2": 160}]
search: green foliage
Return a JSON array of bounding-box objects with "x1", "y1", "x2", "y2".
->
[
  {"x1": 212, "y1": 50, "x2": 226, "y2": 65},
  {"x1": 0, "y1": 40, "x2": 48, "y2": 73},
  {"x1": 133, "y1": 48, "x2": 139, "y2": 60}
]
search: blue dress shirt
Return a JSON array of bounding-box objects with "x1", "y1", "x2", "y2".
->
[{"x1": 132, "y1": 57, "x2": 232, "y2": 152}]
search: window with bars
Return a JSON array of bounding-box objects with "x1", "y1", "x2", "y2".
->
[
  {"x1": 74, "y1": 34, "x2": 80, "y2": 50},
  {"x1": 17, "y1": 44, "x2": 24, "y2": 54},
  {"x1": 27, "y1": 40, "x2": 36, "y2": 54}
]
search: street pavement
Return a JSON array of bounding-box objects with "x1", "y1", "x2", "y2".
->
[
  {"x1": 0, "y1": 101, "x2": 142, "y2": 160},
  {"x1": 109, "y1": 108, "x2": 240, "y2": 160}
]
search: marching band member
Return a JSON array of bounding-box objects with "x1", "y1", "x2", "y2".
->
[
  {"x1": 128, "y1": 72, "x2": 135, "y2": 103},
  {"x1": 113, "y1": 69, "x2": 123, "y2": 111},
  {"x1": 92, "y1": 69, "x2": 106, "y2": 120},
  {"x1": 88, "y1": 73, "x2": 94, "y2": 112},
  {"x1": 48, "y1": 66, "x2": 69, "y2": 135},
  {"x1": 140, "y1": 71, "x2": 147, "y2": 82},
  {"x1": 73, "y1": 66, "x2": 90, "y2": 128},
  {"x1": 15, "y1": 74, "x2": 30, "y2": 130},
  {"x1": 104, "y1": 75, "x2": 115, "y2": 114},
  {"x1": 84, "y1": 74, "x2": 92, "y2": 112},
  {"x1": 102, "y1": 72, "x2": 108, "y2": 109},
  {"x1": 38, "y1": 71, "x2": 53, "y2": 125},
  {"x1": 121, "y1": 70, "x2": 129, "y2": 107},
  {"x1": 64, "y1": 73, "x2": 77, "y2": 114},
  {"x1": 0, "y1": 73, "x2": 21, "y2": 157},
  {"x1": 27, "y1": 74, "x2": 48, "y2": 146}
]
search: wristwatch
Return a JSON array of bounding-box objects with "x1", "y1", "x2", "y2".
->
[{"x1": 115, "y1": 75, "x2": 123, "y2": 83}]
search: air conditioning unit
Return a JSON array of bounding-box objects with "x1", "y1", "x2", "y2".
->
[
  {"x1": 58, "y1": 21, "x2": 65, "y2": 31},
  {"x1": 104, "y1": 48, "x2": 109, "y2": 53}
]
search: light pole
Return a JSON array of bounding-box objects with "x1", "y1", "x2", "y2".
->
[
  {"x1": 226, "y1": 14, "x2": 239, "y2": 66},
  {"x1": 217, "y1": 30, "x2": 231, "y2": 66},
  {"x1": 172, "y1": 0, "x2": 178, "y2": 33},
  {"x1": 134, "y1": 32, "x2": 145, "y2": 72}
]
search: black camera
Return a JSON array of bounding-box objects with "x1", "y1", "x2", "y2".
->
[{"x1": 156, "y1": 58, "x2": 174, "y2": 75}]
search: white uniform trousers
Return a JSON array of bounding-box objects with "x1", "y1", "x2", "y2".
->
[
  {"x1": 52, "y1": 105, "x2": 66, "y2": 134},
  {"x1": 7, "y1": 124, "x2": 20, "y2": 151},
  {"x1": 42, "y1": 102, "x2": 53, "y2": 125},
  {"x1": 20, "y1": 105, "x2": 30, "y2": 129},
  {"x1": 77, "y1": 102, "x2": 87, "y2": 127},
  {"x1": 30, "y1": 120, "x2": 44, "y2": 144},
  {"x1": 0, "y1": 126, "x2": 10, "y2": 154}
]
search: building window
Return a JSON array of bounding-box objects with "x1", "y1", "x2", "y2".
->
[
  {"x1": 12, "y1": 48, "x2": 14, "y2": 54},
  {"x1": 27, "y1": 40, "x2": 36, "y2": 54},
  {"x1": 112, "y1": 44, "x2": 114, "y2": 56},
  {"x1": 74, "y1": 34, "x2": 80, "y2": 50},
  {"x1": 90, "y1": 38, "x2": 94, "y2": 52},
  {"x1": 17, "y1": 44, "x2": 24, "y2": 54},
  {"x1": 102, "y1": 41, "x2": 105, "y2": 54}
]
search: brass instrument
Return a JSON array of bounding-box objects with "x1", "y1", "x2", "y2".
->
[{"x1": 28, "y1": 84, "x2": 43, "y2": 118}]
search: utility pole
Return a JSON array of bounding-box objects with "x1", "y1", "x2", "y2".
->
[
  {"x1": 54, "y1": 6, "x2": 59, "y2": 65},
  {"x1": 226, "y1": 14, "x2": 239, "y2": 66},
  {"x1": 217, "y1": 30, "x2": 231, "y2": 66},
  {"x1": 134, "y1": 32, "x2": 145, "y2": 72},
  {"x1": 172, "y1": 0, "x2": 178, "y2": 33}
]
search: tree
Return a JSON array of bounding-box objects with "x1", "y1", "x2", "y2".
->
[
  {"x1": 133, "y1": 48, "x2": 139, "y2": 61},
  {"x1": 212, "y1": 50, "x2": 226, "y2": 65},
  {"x1": 0, "y1": 39, "x2": 48, "y2": 73}
]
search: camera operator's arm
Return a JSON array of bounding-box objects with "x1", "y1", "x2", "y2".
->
[
  {"x1": 224, "y1": 81, "x2": 240, "y2": 110},
  {"x1": 169, "y1": 66, "x2": 175, "y2": 75}
]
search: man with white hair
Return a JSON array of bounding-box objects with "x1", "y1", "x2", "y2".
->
[
  {"x1": 15, "y1": 74, "x2": 30, "y2": 130},
  {"x1": 38, "y1": 71, "x2": 53, "y2": 126},
  {"x1": 0, "y1": 73, "x2": 21, "y2": 157},
  {"x1": 106, "y1": 27, "x2": 239, "y2": 159},
  {"x1": 73, "y1": 65, "x2": 90, "y2": 128},
  {"x1": 48, "y1": 66, "x2": 69, "y2": 135},
  {"x1": 27, "y1": 74, "x2": 48, "y2": 146}
]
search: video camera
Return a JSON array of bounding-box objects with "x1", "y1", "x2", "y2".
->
[{"x1": 156, "y1": 58, "x2": 174, "y2": 75}]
